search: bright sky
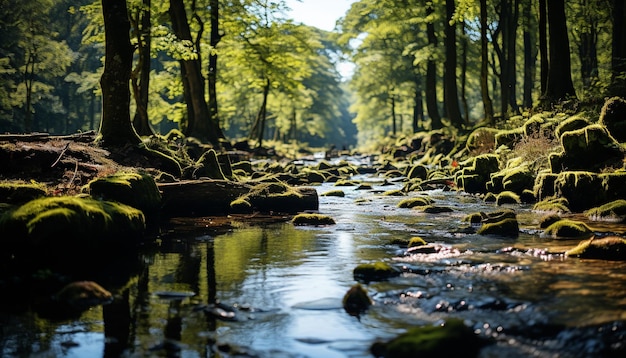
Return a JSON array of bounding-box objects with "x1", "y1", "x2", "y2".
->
[
  {"x1": 285, "y1": 0, "x2": 356, "y2": 78},
  {"x1": 285, "y1": 0, "x2": 354, "y2": 32}
]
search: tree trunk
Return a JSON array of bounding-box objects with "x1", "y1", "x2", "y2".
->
[
  {"x1": 443, "y1": 0, "x2": 463, "y2": 127},
  {"x1": 425, "y1": 2, "x2": 442, "y2": 130},
  {"x1": 131, "y1": 0, "x2": 154, "y2": 137},
  {"x1": 250, "y1": 78, "x2": 270, "y2": 147},
  {"x1": 169, "y1": 0, "x2": 221, "y2": 146},
  {"x1": 413, "y1": 73, "x2": 424, "y2": 132},
  {"x1": 480, "y1": 0, "x2": 494, "y2": 124},
  {"x1": 538, "y1": 0, "x2": 548, "y2": 96},
  {"x1": 208, "y1": 0, "x2": 225, "y2": 140},
  {"x1": 543, "y1": 0, "x2": 577, "y2": 103},
  {"x1": 610, "y1": 0, "x2": 626, "y2": 97},
  {"x1": 98, "y1": 0, "x2": 142, "y2": 147},
  {"x1": 522, "y1": 0, "x2": 535, "y2": 109}
]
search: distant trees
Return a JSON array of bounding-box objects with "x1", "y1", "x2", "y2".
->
[{"x1": 2, "y1": 0, "x2": 625, "y2": 151}]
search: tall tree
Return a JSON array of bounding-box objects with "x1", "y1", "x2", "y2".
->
[
  {"x1": 479, "y1": 0, "x2": 494, "y2": 123},
  {"x1": 207, "y1": 0, "x2": 222, "y2": 139},
  {"x1": 425, "y1": 0, "x2": 442, "y2": 129},
  {"x1": 130, "y1": 0, "x2": 154, "y2": 136},
  {"x1": 542, "y1": 0, "x2": 577, "y2": 103},
  {"x1": 169, "y1": 0, "x2": 222, "y2": 146},
  {"x1": 522, "y1": 0, "x2": 536, "y2": 109},
  {"x1": 443, "y1": 0, "x2": 463, "y2": 127},
  {"x1": 609, "y1": 0, "x2": 626, "y2": 97},
  {"x1": 538, "y1": 0, "x2": 548, "y2": 95},
  {"x1": 98, "y1": 0, "x2": 142, "y2": 147}
]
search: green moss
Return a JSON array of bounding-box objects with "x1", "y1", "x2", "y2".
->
[
  {"x1": 496, "y1": 191, "x2": 521, "y2": 205},
  {"x1": 291, "y1": 213, "x2": 335, "y2": 226},
  {"x1": 0, "y1": 196, "x2": 145, "y2": 246},
  {"x1": 477, "y1": 217, "x2": 519, "y2": 237},
  {"x1": 371, "y1": 318, "x2": 486, "y2": 358},
  {"x1": 542, "y1": 219, "x2": 592, "y2": 238},
  {"x1": 539, "y1": 214, "x2": 562, "y2": 229},
  {"x1": 383, "y1": 189, "x2": 405, "y2": 196},
  {"x1": 229, "y1": 198, "x2": 253, "y2": 213},
  {"x1": 422, "y1": 205, "x2": 454, "y2": 214},
  {"x1": 408, "y1": 236, "x2": 427, "y2": 247},
  {"x1": 0, "y1": 181, "x2": 48, "y2": 205},
  {"x1": 353, "y1": 261, "x2": 401, "y2": 282},
  {"x1": 533, "y1": 197, "x2": 571, "y2": 213},
  {"x1": 585, "y1": 199, "x2": 626, "y2": 222},
  {"x1": 334, "y1": 179, "x2": 359, "y2": 186},
  {"x1": 398, "y1": 196, "x2": 432, "y2": 208},
  {"x1": 321, "y1": 189, "x2": 345, "y2": 197},
  {"x1": 463, "y1": 212, "x2": 485, "y2": 224},
  {"x1": 566, "y1": 236, "x2": 626, "y2": 260}
]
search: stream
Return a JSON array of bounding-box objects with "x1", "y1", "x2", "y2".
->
[{"x1": 1, "y1": 156, "x2": 626, "y2": 357}]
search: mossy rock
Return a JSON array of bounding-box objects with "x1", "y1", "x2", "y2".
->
[
  {"x1": 584, "y1": 199, "x2": 626, "y2": 222},
  {"x1": 291, "y1": 213, "x2": 335, "y2": 226},
  {"x1": 383, "y1": 189, "x2": 405, "y2": 196},
  {"x1": 541, "y1": 219, "x2": 593, "y2": 239},
  {"x1": 370, "y1": 318, "x2": 487, "y2": 358},
  {"x1": 495, "y1": 127, "x2": 525, "y2": 148},
  {"x1": 554, "y1": 171, "x2": 605, "y2": 212},
  {"x1": 244, "y1": 182, "x2": 318, "y2": 213},
  {"x1": 483, "y1": 192, "x2": 497, "y2": 203},
  {"x1": 477, "y1": 217, "x2": 519, "y2": 237},
  {"x1": 496, "y1": 191, "x2": 521, "y2": 205},
  {"x1": 463, "y1": 212, "x2": 485, "y2": 224},
  {"x1": 406, "y1": 164, "x2": 429, "y2": 180},
  {"x1": 229, "y1": 198, "x2": 253, "y2": 214},
  {"x1": 86, "y1": 171, "x2": 161, "y2": 223},
  {"x1": 566, "y1": 236, "x2": 626, "y2": 261},
  {"x1": 466, "y1": 127, "x2": 498, "y2": 153},
  {"x1": 501, "y1": 166, "x2": 535, "y2": 195},
  {"x1": 533, "y1": 197, "x2": 571, "y2": 213},
  {"x1": 0, "y1": 196, "x2": 145, "y2": 268},
  {"x1": 321, "y1": 189, "x2": 345, "y2": 197},
  {"x1": 554, "y1": 113, "x2": 592, "y2": 139},
  {"x1": 599, "y1": 171, "x2": 626, "y2": 202},
  {"x1": 353, "y1": 261, "x2": 401, "y2": 283},
  {"x1": 598, "y1": 96, "x2": 626, "y2": 142},
  {"x1": 558, "y1": 124, "x2": 625, "y2": 172},
  {"x1": 0, "y1": 182, "x2": 48, "y2": 205},
  {"x1": 231, "y1": 160, "x2": 254, "y2": 175},
  {"x1": 539, "y1": 214, "x2": 562, "y2": 229},
  {"x1": 398, "y1": 196, "x2": 432, "y2": 208},
  {"x1": 335, "y1": 179, "x2": 359, "y2": 187},
  {"x1": 422, "y1": 205, "x2": 454, "y2": 214},
  {"x1": 342, "y1": 283, "x2": 373, "y2": 316},
  {"x1": 534, "y1": 172, "x2": 558, "y2": 201},
  {"x1": 408, "y1": 236, "x2": 427, "y2": 247}
]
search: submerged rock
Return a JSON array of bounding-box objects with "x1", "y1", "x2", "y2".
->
[
  {"x1": 353, "y1": 261, "x2": 402, "y2": 283},
  {"x1": 566, "y1": 236, "x2": 626, "y2": 261},
  {"x1": 370, "y1": 318, "x2": 488, "y2": 358},
  {"x1": 342, "y1": 283, "x2": 373, "y2": 316}
]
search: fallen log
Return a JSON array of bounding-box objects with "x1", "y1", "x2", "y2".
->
[{"x1": 158, "y1": 179, "x2": 318, "y2": 217}]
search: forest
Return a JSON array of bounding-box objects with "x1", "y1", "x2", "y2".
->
[{"x1": 0, "y1": 0, "x2": 625, "y2": 152}]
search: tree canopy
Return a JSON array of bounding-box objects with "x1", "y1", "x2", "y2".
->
[{"x1": 0, "y1": 0, "x2": 624, "y2": 150}]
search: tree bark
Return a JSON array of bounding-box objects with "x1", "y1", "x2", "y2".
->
[
  {"x1": 131, "y1": 0, "x2": 154, "y2": 136},
  {"x1": 538, "y1": 0, "x2": 548, "y2": 96},
  {"x1": 522, "y1": 0, "x2": 535, "y2": 109},
  {"x1": 208, "y1": 0, "x2": 225, "y2": 140},
  {"x1": 425, "y1": 2, "x2": 442, "y2": 130},
  {"x1": 543, "y1": 0, "x2": 577, "y2": 103},
  {"x1": 479, "y1": 0, "x2": 494, "y2": 124},
  {"x1": 443, "y1": 0, "x2": 463, "y2": 127},
  {"x1": 610, "y1": 0, "x2": 626, "y2": 97},
  {"x1": 98, "y1": 0, "x2": 142, "y2": 147}
]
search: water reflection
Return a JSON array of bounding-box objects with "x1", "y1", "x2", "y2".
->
[{"x1": 2, "y1": 182, "x2": 626, "y2": 357}]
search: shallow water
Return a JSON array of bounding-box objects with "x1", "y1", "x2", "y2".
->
[{"x1": 2, "y1": 170, "x2": 626, "y2": 357}]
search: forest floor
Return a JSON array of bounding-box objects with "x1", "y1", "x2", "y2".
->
[{"x1": 0, "y1": 131, "x2": 165, "y2": 196}]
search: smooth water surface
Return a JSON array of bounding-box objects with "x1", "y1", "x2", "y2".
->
[{"x1": 2, "y1": 171, "x2": 626, "y2": 357}]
